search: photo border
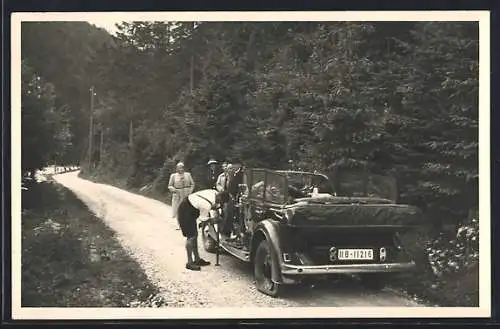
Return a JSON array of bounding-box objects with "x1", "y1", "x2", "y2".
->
[{"x1": 6, "y1": 8, "x2": 493, "y2": 322}]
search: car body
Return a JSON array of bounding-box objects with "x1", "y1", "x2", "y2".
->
[{"x1": 202, "y1": 166, "x2": 423, "y2": 297}]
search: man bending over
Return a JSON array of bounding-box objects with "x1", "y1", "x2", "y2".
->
[{"x1": 176, "y1": 188, "x2": 230, "y2": 271}]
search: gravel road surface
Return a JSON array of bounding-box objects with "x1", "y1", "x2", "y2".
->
[{"x1": 53, "y1": 171, "x2": 423, "y2": 308}]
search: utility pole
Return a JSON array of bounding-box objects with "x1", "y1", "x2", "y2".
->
[
  {"x1": 88, "y1": 85, "x2": 95, "y2": 170},
  {"x1": 190, "y1": 21, "x2": 196, "y2": 95},
  {"x1": 99, "y1": 126, "x2": 104, "y2": 165}
]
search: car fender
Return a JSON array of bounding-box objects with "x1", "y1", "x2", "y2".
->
[{"x1": 251, "y1": 219, "x2": 285, "y2": 284}]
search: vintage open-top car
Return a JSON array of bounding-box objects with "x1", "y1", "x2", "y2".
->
[{"x1": 202, "y1": 166, "x2": 423, "y2": 297}]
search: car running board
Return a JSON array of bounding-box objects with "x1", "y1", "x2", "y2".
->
[{"x1": 220, "y1": 241, "x2": 251, "y2": 263}]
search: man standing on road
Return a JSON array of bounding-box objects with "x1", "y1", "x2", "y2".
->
[
  {"x1": 177, "y1": 188, "x2": 230, "y2": 271},
  {"x1": 207, "y1": 158, "x2": 219, "y2": 190},
  {"x1": 215, "y1": 162, "x2": 229, "y2": 192},
  {"x1": 215, "y1": 163, "x2": 237, "y2": 241}
]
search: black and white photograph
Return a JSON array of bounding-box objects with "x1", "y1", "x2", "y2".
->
[{"x1": 11, "y1": 11, "x2": 490, "y2": 320}]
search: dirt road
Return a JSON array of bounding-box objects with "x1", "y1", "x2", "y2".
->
[{"x1": 53, "y1": 171, "x2": 423, "y2": 308}]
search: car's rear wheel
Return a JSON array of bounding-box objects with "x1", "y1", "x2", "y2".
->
[
  {"x1": 254, "y1": 239, "x2": 283, "y2": 297},
  {"x1": 201, "y1": 222, "x2": 217, "y2": 253}
]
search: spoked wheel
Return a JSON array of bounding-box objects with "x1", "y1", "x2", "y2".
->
[
  {"x1": 254, "y1": 239, "x2": 283, "y2": 297},
  {"x1": 201, "y1": 222, "x2": 217, "y2": 253}
]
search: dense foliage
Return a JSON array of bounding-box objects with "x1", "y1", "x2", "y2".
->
[
  {"x1": 21, "y1": 21, "x2": 479, "y2": 305},
  {"x1": 21, "y1": 22, "x2": 112, "y2": 172},
  {"x1": 21, "y1": 61, "x2": 72, "y2": 174},
  {"x1": 87, "y1": 22, "x2": 478, "y2": 228}
]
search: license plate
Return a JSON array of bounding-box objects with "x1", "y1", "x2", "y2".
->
[{"x1": 337, "y1": 249, "x2": 374, "y2": 260}]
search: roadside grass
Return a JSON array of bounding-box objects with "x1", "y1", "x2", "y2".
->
[
  {"x1": 80, "y1": 169, "x2": 170, "y2": 205},
  {"x1": 21, "y1": 177, "x2": 168, "y2": 307},
  {"x1": 78, "y1": 169, "x2": 479, "y2": 307}
]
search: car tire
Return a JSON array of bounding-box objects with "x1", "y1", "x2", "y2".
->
[
  {"x1": 201, "y1": 222, "x2": 217, "y2": 253},
  {"x1": 254, "y1": 239, "x2": 283, "y2": 297}
]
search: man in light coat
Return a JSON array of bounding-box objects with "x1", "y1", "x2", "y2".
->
[{"x1": 168, "y1": 162, "x2": 195, "y2": 219}]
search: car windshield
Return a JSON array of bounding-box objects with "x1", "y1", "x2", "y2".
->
[{"x1": 283, "y1": 172, "x2": 334, "y2": 197}]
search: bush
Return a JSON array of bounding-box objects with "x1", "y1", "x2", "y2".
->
[
  {"x1": 397, "y1": 211, "x2": 479, "y2": 306},
  {"x1": 427, "y1": 214, "x2": 478, "y2": 278}
]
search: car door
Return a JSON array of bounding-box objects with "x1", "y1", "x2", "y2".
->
[{"x1": 241, "y1": 169, "x2": 266, "y2": 231}]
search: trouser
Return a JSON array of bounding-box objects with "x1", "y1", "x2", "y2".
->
[
  {"x1": 177, "y1": 197, "x2": 199, "y2": 238},
  {"x1": 221, "y1": 198, "x2": 235, "y2": 236}
]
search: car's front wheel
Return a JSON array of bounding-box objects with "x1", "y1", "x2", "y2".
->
[{"x1": 254, "y1": 239, "x2": 283, "y2": 297}]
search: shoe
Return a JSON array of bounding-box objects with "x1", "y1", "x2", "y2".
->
[
  {"x1": 195, "y1": 258, "x2": 211, "y2": 266},
  {"x1": 227, "y1": 234, "x2": 239, "y2": 242},
  {"x1": 186, "y1": 263, "x2": 201, "y2": 271}
]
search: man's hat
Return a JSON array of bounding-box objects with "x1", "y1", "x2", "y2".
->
[{"x1": 207, "y1": 159, "x2": 218, "y2": 165}]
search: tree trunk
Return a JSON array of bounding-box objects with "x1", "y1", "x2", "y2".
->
[
  {"x1": 129, "y1": 120, "x2": 134, "y2": 148},
  {"x1": 88, "y1": 86, "x2": 94, "y2": 169},
  {"x1": 347, "y1": 25, "x2": 353, "y2": 82},
  {"x1": 166, "y1": 23, "x2": 170, "y2": 49},
  {"x1": 245, "y1": 26, "x2": 258, "y2": 70},
  {"x1": 190, "y1": 55, "x2": 194, "y2": 94}
]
